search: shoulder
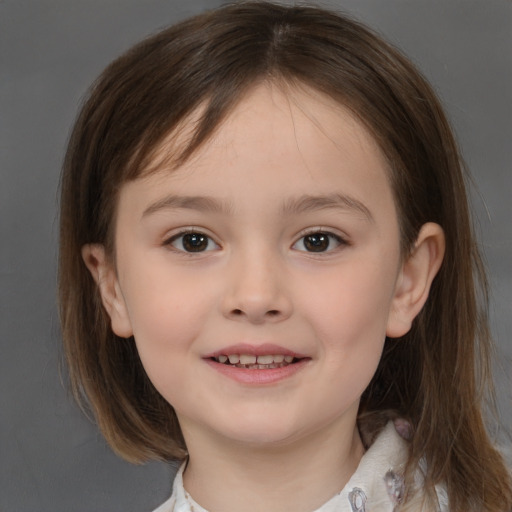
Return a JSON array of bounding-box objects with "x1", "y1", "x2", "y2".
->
[
  {"x1": 151, "y1": 464, "x2": 183, "y2": 512},
  {"x1": 151, "y1": 495, "x2": 175, "y2": 512},
  {"x1": 151, "y1": 461, "x2": 206, "y2": 512},
  {"x1": 350, "y1": 420, "x2": 449, "y2": 512}
]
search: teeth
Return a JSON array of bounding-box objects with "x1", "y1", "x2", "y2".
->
[
  {"x1": 236, "y1": 363, "x2": 285, "y2": 369},
  {"x1": 215, "y1": 353, "x2": 298, "y2": 366},
  {"x1": 239, "y1": 354, "x2": 257, "y2": 364},
  {"x1": 256, "y1": 355, "x2": 274, "y2": 364}
]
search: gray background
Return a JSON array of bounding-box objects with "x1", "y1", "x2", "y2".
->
[{"x1": 1, "y1": 1, "x2": 511, "y2": 510}]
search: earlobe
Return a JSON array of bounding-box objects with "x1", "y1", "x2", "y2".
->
[
  {"x1": 81, "y1": 244, "x2": 134, "y2": 338},
  {"x1": 386, "y1": 223, "x2": 445, "y2": 338}
]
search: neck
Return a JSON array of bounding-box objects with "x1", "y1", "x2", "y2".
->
[{"x1": 180, "y1": 417, "x2": 364, "y2": 512}]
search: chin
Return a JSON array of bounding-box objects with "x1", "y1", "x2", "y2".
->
[{"x1": 212, "y1": 415, "x2": 315, "y2": 448}]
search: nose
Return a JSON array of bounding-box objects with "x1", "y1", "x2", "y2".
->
[{"x1": 221, "y1": 250, "x2": 293, "y2": 324}]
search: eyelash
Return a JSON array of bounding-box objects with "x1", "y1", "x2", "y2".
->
[
  {"x1": 164, "y1": 228, "x2": 347, "y2": 254},
  {"x1": 292, "y1": 230, "x2": 347, "y2": 254},
  {"x1": 164, "y1": 229, "x2": 220, "y2": 254}
]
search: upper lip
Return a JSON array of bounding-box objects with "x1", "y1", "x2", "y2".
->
[{"x1": 204, "y1": 343, "x2": 308, "y2": 359}]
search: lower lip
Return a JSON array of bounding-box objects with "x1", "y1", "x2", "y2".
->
[{"x1": 204, "y1": 359, "x2": 310, "y2": 385}]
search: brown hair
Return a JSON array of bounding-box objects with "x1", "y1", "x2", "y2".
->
[{"x1": 59, "y1": 2, "x2": 512, "y2": 510}]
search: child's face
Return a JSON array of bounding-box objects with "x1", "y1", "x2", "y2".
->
[{"x1": 100, "y1": 84, "x2": 410, "y2": 448}]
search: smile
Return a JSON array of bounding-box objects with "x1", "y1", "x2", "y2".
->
[
  {"x1": 204, "y1": 345, "x2": 310, "y2": 384},
  {"x1": 212, "y1": 354, "x2": 297, "y2": 369}
]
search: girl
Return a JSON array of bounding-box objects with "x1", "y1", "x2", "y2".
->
[{"x1": 58, "y1": 2, "x2": 512, "y2": 511}]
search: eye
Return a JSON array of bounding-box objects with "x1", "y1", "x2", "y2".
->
[
  {"x1": 292, "y1": 231, "x2": 344, "y2": 253},
  {"x1": 167, "y1": 231, "x2": 219, "y2": 253}
]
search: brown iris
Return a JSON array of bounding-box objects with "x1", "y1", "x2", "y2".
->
[
  {"x1": 303, "y1": 233, "x2": 331, "y2": 252},
  {"x1": 182, "y1": 233, "x2": 210, "y2": 252}
]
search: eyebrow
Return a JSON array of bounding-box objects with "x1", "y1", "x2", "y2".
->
[
  {"x1": 142, "y1": 192, "x2": 373, "y2": 222},
  {"x1": 142, "y1": 195, "x2": 234, "y2": 217},
  {"x1": 281, "y1": 193, "x2": 374, "y2": 222}
]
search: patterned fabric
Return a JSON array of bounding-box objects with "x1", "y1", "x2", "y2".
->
[{"x1": 152, "y1": 422, "x2": 448, "y2": 512}]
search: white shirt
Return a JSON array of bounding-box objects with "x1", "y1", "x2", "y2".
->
[{"x1": 153, "y1": 422, "x2": 448, "y2": 512}]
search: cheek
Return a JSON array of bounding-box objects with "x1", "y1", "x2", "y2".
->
[
  {"x1": 118, "y1": 260, "x2": 215, "y2": 375},
  {"x1": 121, "y1": 253, "x2": 208, "y2": 330},
  {"x1": 122, "y1": 276, "x2": 212, "y2": 409},
  {"x1": 301, "y1": 258, "x2": 397, "y2": 361},
  {"x1": 311, "y1": 276, "x2": 391, "y2": 409}
]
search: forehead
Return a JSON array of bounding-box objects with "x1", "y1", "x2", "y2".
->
[
  {"x1": 121, "y1": 83, "x2": 396, "y2": 226},
  {"x1": 140, "y1": 82, "x2": 390, "y2": 186}
]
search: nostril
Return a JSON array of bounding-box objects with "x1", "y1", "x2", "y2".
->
[
  {"x1": 232, "y1": 309, "x2": 243, "y2": 316},
  {"x1": 267, "y1": 310, "x2": 280, "y2": 317}
]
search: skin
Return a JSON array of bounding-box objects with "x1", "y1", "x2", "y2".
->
[{"x1": 84, "y1": 83, "x2": 444, "y2": 512}]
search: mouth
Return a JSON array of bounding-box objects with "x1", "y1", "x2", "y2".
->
[
  {"x1": 209, "y1": 353, "x2": 303, "y2": 370},
  {"x1": 205, "y1": 346, "x2": 310, "y2": 384}
]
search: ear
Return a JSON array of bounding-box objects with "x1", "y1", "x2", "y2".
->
[
  {"x1": 81, "y1": 244, "x2": 134, "y2": 338},
  {"x1": 386, "y1": 223, "x2": 445, "y2": 338}
]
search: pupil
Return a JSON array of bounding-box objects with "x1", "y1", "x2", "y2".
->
[
  {"x1": 183, "y1": 233, "x2": 208, "y2": 252},
  {"x1": 304, "y1": 233, "x2": 329, "y2": 252}
]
